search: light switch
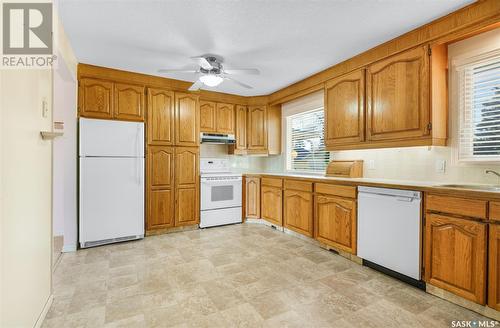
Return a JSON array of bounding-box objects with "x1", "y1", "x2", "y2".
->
[{"x1": 42, "y1": 98, "x2": 49, "y2": 118}]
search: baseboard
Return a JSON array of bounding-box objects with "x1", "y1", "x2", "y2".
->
[
  {"x1": 33, "y1": 294, "x2": 53, "y2": 328},
  {"x1": 62, "y1": 244, "x2": 76, "y2": 253}
]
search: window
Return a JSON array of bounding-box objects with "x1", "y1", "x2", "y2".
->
[
  {"x1": 286, "y1": 108, "x2": 330, "y2": 172},
  {"x1": 457, "y1": 51, "x2": 500, "y2": 162}
]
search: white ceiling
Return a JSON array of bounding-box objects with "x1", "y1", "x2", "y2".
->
[{"x1": 58, "y1": 0, "x2": 473, "y2": 96}]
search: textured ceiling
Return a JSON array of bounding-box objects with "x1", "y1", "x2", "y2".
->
[{"x1": 58, "y1": 0, "x2": 473, "y2": 96}]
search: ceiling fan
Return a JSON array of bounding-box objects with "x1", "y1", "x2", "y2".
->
[{"x1": 158, "y1": 56, "x2": 259, "y2": 91}]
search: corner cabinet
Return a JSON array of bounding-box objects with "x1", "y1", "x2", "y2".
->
[
  {"x1": 325, "y1": 69, "x2": 365, "y2": 147},
  {"x1": 174, "y1": 93, "x2": 199, "y2": 147},
  {"x1": 245, "y1": 177, "x2": 260, "y2": 219},
  {"x1": 261, "y1": 178, "x2": 282, "y2": 226},
  {"x1": 247, "y1": 106, "x2": 268, "y2": 151},
  {"x1": 366, "y1": 46, "x2": 429, "y2": 142}
]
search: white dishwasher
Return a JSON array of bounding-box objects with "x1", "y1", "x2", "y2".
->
[{"x1": 357, "y1": 186, "x2": 422, "y2": 281}]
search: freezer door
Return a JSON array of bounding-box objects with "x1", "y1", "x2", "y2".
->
[
  {"x1": 79, "y1": 118, "x2": 144, "y2": 157},
  {"x1": 79, "y1": 157, "x2": 144, "y2": 245}
]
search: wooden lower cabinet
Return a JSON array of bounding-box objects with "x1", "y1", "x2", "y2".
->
[
  {"x1": 284, "y1": 190, "x2": 313, "y2": 237},
  {"x1": 489, "y1": 223, "x2": 500, "y2": 310},
  {"x1": 148, "y1": 189, "x2": 174, "y2": 230},
  {"x1": 314, "y1": 194, "x2": 357, "y2": 254},
  {"x1": 175, "y1": 187, "x2": 199, "y2": 226},
  {"x1": 424, "y1": 213, "x2": 487, "y2": 304},
  {"x1": 261, "y1": 186, "x2": 282, "y2": 226},
  {"x1": 246, "y1": 177, "x2": 260, "y2": 219}
]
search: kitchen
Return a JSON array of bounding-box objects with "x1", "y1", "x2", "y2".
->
[{"x1": 1, "y1": 0, "x2": 500, "y2": 327}]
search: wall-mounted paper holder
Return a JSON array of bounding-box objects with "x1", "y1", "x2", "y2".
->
[{"x1": 41, "y1": 121, "x2": 64, "y2": 140}]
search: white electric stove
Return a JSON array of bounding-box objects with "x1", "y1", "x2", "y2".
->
[{"x1": 200, "y1": 158, "x2": 242, "y2": 228}]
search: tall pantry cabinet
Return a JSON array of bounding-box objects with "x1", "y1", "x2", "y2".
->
[{"x1": 146, "y1": 88, "x2": 200, "y2": 233}]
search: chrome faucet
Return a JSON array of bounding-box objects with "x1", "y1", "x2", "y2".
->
[{"x1": 485, "y1": 170, "x2": 500, "y2": 178}]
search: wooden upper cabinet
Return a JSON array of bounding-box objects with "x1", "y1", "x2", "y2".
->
[
  {"x1": 284, "y1": 190, "x2": 313, "y2": 237},
  {"x1": 261, "y1": 185, "x2": 282, "y2": 226},
  {"x1": 314, "y1": 194, "x2": 357, "y2": 254},
  {"x1": 235, "y1": 105, "x2": 247, "y2": 150},
  {"x1": 175, "y1": 92, "x2": 199, "y2": 146},
  {"x1": 216, "y1": 103, "x2": 235, "y2": 134},
  {"x1": 147, "y1": 88, "x2": 174, "y2": 145},
  {"x1": 79, "y1": 78, "x2": 113, "y2": 119},
  {"x1": 114, "y1": 83, "x2": 145, "y2": 121},
  {"x1": 366, "y1": 46, "x2": 430, "y2": 141},
  {"x1": 247, "y1": 106, "x2": 268, "y2": 150},
  {"x1": 489, "y1": 223, "x2": 500, "y2": 311},
  {"x1": 148, "y1": 146, "x2": 173, "y2": 189},
  {"x1": 424, "y1": 213, "x2": 487, "y2": 304},
  {"x1": 325, "y1": 69, "x2": 365, "y2": 147},
  {"x1": 200, "y1": 101, "x2": 216, "y2": 132},
  {"x1": 175, "y1": 147, "x2": 199, "y2": 187},
  {"x1": 246, "y1": 177, "x2": 260, "y2": 218}
]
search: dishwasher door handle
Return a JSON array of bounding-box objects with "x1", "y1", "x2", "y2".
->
[{"x1": 396, "y1": 196, "x2": 415, "y2": 202}]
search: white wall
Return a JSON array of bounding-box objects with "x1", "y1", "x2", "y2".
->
[
  {"x1": 0, "y1": 68, "x2": 53, "y2": 327},
  {"x1": 53, "y1": 9, "x2": 78, "y2": 252}
]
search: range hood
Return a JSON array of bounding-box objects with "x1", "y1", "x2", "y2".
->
[{"x1": 200, "y1": 132, "x2": 236, "y2": 144}]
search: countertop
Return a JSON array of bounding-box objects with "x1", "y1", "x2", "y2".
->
[{"x1": 243, "y1": 172, "x2": 500, "y2": 200}]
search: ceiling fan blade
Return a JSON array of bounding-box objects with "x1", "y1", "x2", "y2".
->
[
  {"x1": 191, "y1": 56, "x2": 213, "y2": 70},
  {"x1": 158, "y1": 69, "x2": 197, "y2": 73},
  {"x1": 224, "y1": 68, "x2": 260, "y2": 75},
  {"x1": 188, "y1": 79, "x2": 203, "y2": 91},
  {"x1": 225, "y1": 76, "x2": 253, "y2": 89}
]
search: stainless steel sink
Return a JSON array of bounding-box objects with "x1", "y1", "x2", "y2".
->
[{"x1": 435, "y1": 184, "x2": 500, "y2": 192}]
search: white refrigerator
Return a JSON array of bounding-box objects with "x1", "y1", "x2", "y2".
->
[{"x1": 79, "y1": 118, "x2": 144, "y2": 248}]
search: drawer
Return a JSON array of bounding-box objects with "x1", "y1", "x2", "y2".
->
[
  {"x1": 261, "y1": 177, "x2": 283, "y2": 188},
  {"x1": 426, "y1": 194, "x2": 487, "y2": 219},
  {"x1": 315, "y1": 183, "x2": 356, "y2": 199},
  {"x1": 284, "y1": 179, "x2": 313, "y2": 192},
  {"x1": 490, "y1": 202, "x2": 500, "y2": 222}
]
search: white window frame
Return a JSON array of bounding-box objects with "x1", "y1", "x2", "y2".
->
[
  {"x1": 453, "y1": 48, "x2": 500, "y2": 163},
  {"x1": 285, "y1": 107, "x2": 329, "y2": 174}
]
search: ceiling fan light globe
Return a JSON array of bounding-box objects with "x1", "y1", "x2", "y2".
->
[{"x1": 199, "y1": 74, "x2": 223, "y2": 87}]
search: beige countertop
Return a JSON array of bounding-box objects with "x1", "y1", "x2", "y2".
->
[{"x1": 243, "y1": 172, "x2": 500, "y2": 200}]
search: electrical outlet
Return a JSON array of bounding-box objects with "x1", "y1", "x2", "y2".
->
[
  {"x1": 435, "y1": 159, "x2": 446, "y2": 173},
  {"x1": 368, "y1": 159, "x2": 376, "y2": 170}
]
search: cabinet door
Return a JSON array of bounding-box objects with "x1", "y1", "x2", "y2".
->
[
  {"x1": 79, "y1": 78, "x2": 113, "y2": 119},
  {"x1": 174, "y1": 147, "x2": 199, "y2": 226},
  {"x1": 366, "y1": 46, "x2": 430, "y2": 141},
  {"x1": 489, "y1": 223, "x2": 500, "y2": 310},
  {"x1": 325, "y1": 69, "x2": 365, "y2": 147},
  {"x1": 114, "y1": 83, "x2": 145, "y2": 121},
  {"x1": 235, "y1": 105, "x2": 247, "y2": 150},
  {"x1": 261, "y1": 186, "x2": 282, "y2": 226},
  {"x1": 216, "y1": 103, "x2": 235, "y2": 134},
  {"x1": 175, "y1": 187, "x2": 199, "y2": 226},
  {"x1": 200, "y1": 101, "x2": 216, "y2": 132},
  {"x1": 147, "y1": 88, "x2": 174, "y2": 145},
  {"x1": 424, "y1": 213, "x2": 486, "y2": 304},
  {"x1": 146, "y1": 146, "x2": 174, "y2": 231},
  {"x1": 246, "y1": 177, "x2": 260, "y2": 218},
  {"x1": 175, "y1": 147, "x2": 199, "y2": 187},
  {"x1": 314, "y1": 195, "x2": 357, "y2": 254},
  {"x1": 284, "y1": 190, "x2": 313, "y2": 237},
  {"x1": 175, "y1": 93, "x2": 199, "y2": 146},
  {"x1": 247, "y1": 106, "x2": 268, "y2": 150}
]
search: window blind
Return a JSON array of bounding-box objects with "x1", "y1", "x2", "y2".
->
[
  {"x1": 288, "y1": 109, "x2": 330, "y2": 172},
  {"x1": 458, "y1": 55, "x2": 500, "y2": 161}
]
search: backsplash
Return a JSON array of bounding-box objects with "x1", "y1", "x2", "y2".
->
[
  {"x1": 200, "y1": 144, "x2": 268, "y2": 173},
  {"x1": 332, "y1": 146, "x2": 500, "y2": 185}
]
